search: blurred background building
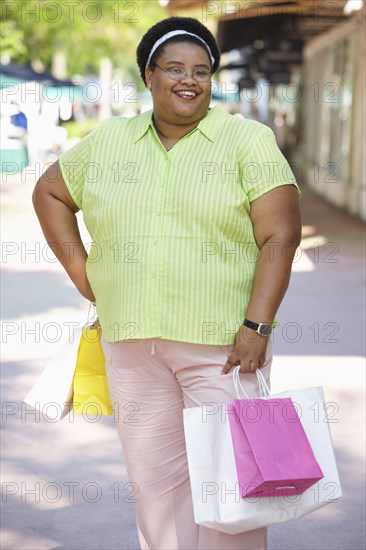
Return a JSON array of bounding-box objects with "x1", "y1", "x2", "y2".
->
[{"x1": 1, "y1": 0, "x2": 365, "y2": 219}]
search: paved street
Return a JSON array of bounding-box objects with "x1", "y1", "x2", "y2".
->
[{"x1": 1, "y1": 173, "x2": 365, "y2": 550}]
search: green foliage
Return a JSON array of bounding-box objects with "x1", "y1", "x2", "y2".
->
[
  {"x1": 0, "y1": 20, "x2": 26, "y2": 59},
  {"x1": 1, "y1": 0, "x2": 166, "y2": 78},
  {"x1": 62, "y1": 119, "x2": 99, "y2": 139}
]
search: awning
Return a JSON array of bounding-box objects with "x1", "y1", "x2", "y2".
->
[
  {"x1": 0, "y1": 63, "x2": 76, "y2": 87},
  {"x1": 0, "y1": 64, "x2": 83, "y2": 101},
  {"x1": 164, "y1": 1, "x2": 350, "y2": 49}
]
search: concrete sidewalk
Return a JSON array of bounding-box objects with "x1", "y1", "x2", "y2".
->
[{"x1": 1, "y1": 177, "x2": 365, "y2": 550}]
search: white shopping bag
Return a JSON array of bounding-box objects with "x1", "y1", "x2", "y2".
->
[
  {"x1": 183, "y1": 368, "x2": 342, "y2": 534},
  {"x1": 23, "y1": 326, "x2": 83, "y2": 421}
]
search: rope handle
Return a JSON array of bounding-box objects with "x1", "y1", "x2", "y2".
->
[
  {"x1": 232, "y1": 366, "x2": 271, "y2": 400},
  {"x1": 85, "y1": 302, "x2": 100, "y2": 329}
]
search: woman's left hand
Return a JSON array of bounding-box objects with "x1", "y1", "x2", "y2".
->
[{"x1": 221, "y1": 325, "x2": 269, "y2": 374}]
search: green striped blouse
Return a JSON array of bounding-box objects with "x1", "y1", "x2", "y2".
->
[{"x1": 59, "y1": 105, "x2": 299, "y2": 344}]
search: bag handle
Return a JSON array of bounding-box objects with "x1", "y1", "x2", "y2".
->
[
  {"x1": 85, "y1": 302, "x2": 100, "y2": 329},
  {"x1": 233, "y1": 366, "x2": 251, "y2": 400},
  {"x1": 233, "y1": 366, "x2": 271, "y2": 400},
  {"x1": 256, "y1": 369, "x2": 271, "y2": 398}
]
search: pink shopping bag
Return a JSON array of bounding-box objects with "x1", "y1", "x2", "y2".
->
[{"x1": 228, "y1": 370, "x2": 324, "y2": 498}]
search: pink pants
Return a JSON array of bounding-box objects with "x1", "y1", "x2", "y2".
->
[{"x1": 102, "y1": 337, "x2": 272, "y2": 550}]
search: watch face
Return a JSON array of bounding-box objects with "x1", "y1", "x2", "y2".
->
[{"x1": 259, "y1": 325, "x2": 272, "y2": 336}]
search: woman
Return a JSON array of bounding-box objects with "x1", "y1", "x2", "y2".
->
[{"x1": 33, "y1": 16, "x2": 301, "y2": 550}]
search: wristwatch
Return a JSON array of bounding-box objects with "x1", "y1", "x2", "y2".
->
[{"x1": 243, "y1": 318, "x2": 272, "y2": 337}]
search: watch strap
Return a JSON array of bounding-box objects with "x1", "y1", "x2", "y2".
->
[
  {"x1": 243, "y1": 318, "x2": 272, "y2": 336},
  {"x1": 243, "y1": 319, "x2": 260, "y2": 331}
]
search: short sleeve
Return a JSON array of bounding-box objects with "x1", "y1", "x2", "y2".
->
[
  {"x1": 239, "y1": 124, "x2": 300, "y2": 203},
  {"x1": 58, "y1": 129, "x2": 96, "y2": 209}
]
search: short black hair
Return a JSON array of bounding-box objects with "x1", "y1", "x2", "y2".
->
[{"x1": 136, "y1": 16, "x2": 221, "y2": 86}]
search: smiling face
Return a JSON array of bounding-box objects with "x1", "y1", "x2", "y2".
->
[{"x1": 145, "y1": 41, "x2": 212, "y2": 127}]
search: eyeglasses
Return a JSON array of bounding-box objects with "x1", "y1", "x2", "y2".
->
[{"x1": 154, "y1": 63, "x2": 212, "y2": 83}]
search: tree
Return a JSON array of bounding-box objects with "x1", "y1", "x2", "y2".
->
[{"x1": 1, "y1": 0, "x2": 166, "y2": 81}]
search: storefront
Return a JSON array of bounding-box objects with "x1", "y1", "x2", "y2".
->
[{"x1": 302, "y1": 12, "x2": 365, "y2": 219}]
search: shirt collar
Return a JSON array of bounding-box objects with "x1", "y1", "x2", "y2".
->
[
  {"x1": 132, "y1": 104, "x2": 227, "y2": 145},
  {"x1": 196, "y1": 105, "x2": 226, "y2": 142},
  {"x1": 132, "y1": 110, "x2": 154, "y2": 144}
]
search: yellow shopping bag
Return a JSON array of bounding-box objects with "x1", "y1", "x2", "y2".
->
[{"x1": 73, "y1": 325, "x2": 113, "y2": 416}]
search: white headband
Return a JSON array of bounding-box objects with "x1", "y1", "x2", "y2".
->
[{"x1": 146, "y1": 30, "x2": 215, "y2": 69}]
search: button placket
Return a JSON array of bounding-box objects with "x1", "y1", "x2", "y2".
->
[{"x1": 152, "y1": 157, "x2": 169, "y2": 282}]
